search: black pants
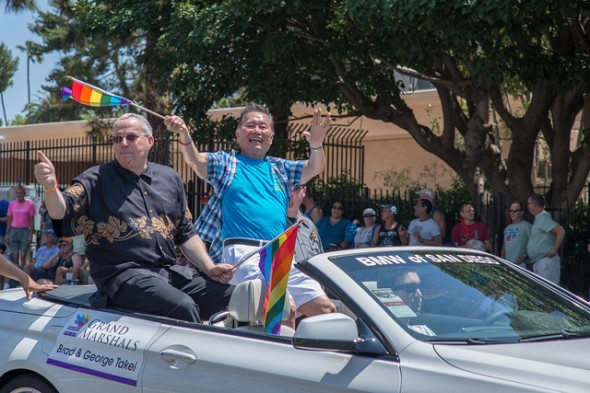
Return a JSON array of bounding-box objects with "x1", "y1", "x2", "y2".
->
[{"x1": 108, "y1": 269, "x2": 234, "y2": 323}]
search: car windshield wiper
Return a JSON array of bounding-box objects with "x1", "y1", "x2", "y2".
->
[
  {"x1": 519, "y1": 329, "x2": 590, "y2": 342},
  {"x1": 425, "y1": 337, "x2": 518, "y2": 345}
]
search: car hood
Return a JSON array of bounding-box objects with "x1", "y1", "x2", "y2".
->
[{"x1": 434, "y1": 340, "x2": 590, "y2": 391}]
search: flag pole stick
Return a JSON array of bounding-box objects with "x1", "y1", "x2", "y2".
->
[
  {"x1": 232, "y1": 221, "x2": 301, "y2": 270},
  {"x1": 129, "y1": 102, "x2": 165, "y2": 120},
  {"x1": 66, "y1": 76, "x2": 166, "y2": 120}
]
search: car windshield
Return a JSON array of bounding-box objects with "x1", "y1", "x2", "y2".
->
[{"x1": 330, "y1": 249, "x2": 590, "y2": 343}]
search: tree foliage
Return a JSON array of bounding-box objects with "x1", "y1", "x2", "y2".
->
[
  {"x1": 21, "y1": 0, "x2": 590, "y2": 218},
  {"x1": 0, "y1": 43, "x2": 19, "y2": 126},
  {"x1": 153, "y1": 0, "x2": 590, "y2": 217}
]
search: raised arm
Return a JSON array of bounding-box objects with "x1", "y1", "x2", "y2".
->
[
  {"x1": 164, "y1": 115, "x2": 209, "y2": 179},
  {"x1": 34, "y1": 151, "x2": 66, "y2": 220},
  {"x1": 300, "y1": 109, "x2": 331, "y2": 184}
]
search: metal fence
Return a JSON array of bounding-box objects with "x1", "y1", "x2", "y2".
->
[
  {"x1": 0, "y1": 123, "x2": 367, "y2": 218},
  {"x1": 2, "y1": 126, "x2": 589, "y2": 296},
  {"x1": 314, "y1": 187, "x2": 590, "y2": 297}
]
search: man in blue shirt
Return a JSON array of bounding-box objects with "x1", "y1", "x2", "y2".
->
[
  {"x1": 34, "y1": 113, "x2": 234, "y2": 323},
  {"x1": 167, "y1": 104, "x2": 336, "y2": 320},
  {"x1": 0, "y1": 196, "x2": 8, "y2": 246}
]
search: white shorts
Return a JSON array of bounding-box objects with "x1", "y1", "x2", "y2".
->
[{"x1": 222, "y1": 240, "x2": 325, "y2": 308}]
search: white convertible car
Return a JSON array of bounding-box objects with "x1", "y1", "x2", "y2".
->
[{"x1": 1, "y1": 247, "x2": 590, "y2": 393}]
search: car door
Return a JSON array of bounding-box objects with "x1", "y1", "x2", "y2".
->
[{"x1": 140, "y1": 323, "x2": 400, "y2": 393}]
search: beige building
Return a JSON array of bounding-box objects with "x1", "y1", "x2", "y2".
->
[{"x1": 0, "y1": 91, "x2": 456, "y2": 191}]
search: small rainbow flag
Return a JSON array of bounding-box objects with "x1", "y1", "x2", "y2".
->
[
  {"x1": 61, "y1": 77, "x2": 132, "y2": 107},
  {"x1": 258, "y1": 223, "x2": 298, "y2": 335}
]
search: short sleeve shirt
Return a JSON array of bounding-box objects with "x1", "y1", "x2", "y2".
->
[
  {"x1": 451, "y1": 221, "x2": 490, "y2": 246},
  {"x1": 316, "y1": 217, "x2": 351, "y2": 249},
  {"x1": 527, "y1": 211, "x2": 558, "y2": 263},
  {"x1": 0, "y1": 199, "x2": 9, "y2": 237},
  {"x1": 7, "y1": 199, "x2": 36, "y2": 228},
  {"x1": 195, "y1": 150, "x2": 304, "y2": 263},
  {"x1": 503, "y1": 221, "x2": 532, "y2": 263},
  {"x1": 33, "y1": 245, "x2": 59, "y2": 268},
  {"x1": 407, "y1": 218, "x2": 441, "y2": 246},
  {"x1": 57, "y1": 160, "x2": 197, "y2": 304}
]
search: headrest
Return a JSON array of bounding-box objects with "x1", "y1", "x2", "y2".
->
[{"x1": 229, "y1": 279, "x2": 291, "y2": 323}]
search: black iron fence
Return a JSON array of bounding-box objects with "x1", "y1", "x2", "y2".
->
[
  {"x1": 316, "y1": 187, "x2": 590, "y2": 298},
  {"x1": 2, "y1": 126, "x2": 589, "y2": 296},
  {"x1": 0, "y1": 123, "x2": 367, "y2": 219}
]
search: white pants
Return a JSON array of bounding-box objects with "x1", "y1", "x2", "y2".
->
[
  {"x1": 222, "y1": 241, "x2": 325, "y2": 308},
  {"x1": 533, "y1": 255, "x2": 561, "y2": 285}
]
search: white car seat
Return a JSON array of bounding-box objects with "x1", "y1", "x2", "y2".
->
[{"x1": 228, "y1": 279, "x2": 295, "y2": 337}]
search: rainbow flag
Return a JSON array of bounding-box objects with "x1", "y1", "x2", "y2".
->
[
  {"x1": 258, "y1": 224, "x2": 298, "y2": 334},
  {"x1": 61, "y1": 77, "x2": 132, "y2": 107}
]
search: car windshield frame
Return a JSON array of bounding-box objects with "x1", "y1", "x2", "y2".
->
[{"x1": 327, "y1": 248, "x2": 590, "y2": 343}]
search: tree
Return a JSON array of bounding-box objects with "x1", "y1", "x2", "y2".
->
[
  {"x1": 0, "y1": 43, "x2": 19, "y2": 126},
  {"x1": 21, "y1": 0, "x2": 147, "y2": 129},
  {"x1": 2, "y1": 0, "x2": 35, "y2": 13},
  {"x1": 159, "y1": 0, "x2": 590, "y2": 220},
  {"x1": 25, "y1": 0, "x2": 590, "y2": 219}
]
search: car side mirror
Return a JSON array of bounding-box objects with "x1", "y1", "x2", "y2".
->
[{"x1": 293, "y1": 313, "x2": 359, "y2": 351}]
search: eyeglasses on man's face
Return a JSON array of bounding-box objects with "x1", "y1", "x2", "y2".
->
[
  {"x1": 332, "y1": 205, "x2": 344, "y2": 210},
  {"x1": 363, "y1": 214, "x2": 375, "y2": 218},
  {"x1": 111, "y1": 134, "x2": 146, "y2": 144}
]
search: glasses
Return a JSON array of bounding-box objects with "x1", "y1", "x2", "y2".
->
[
  {"x1": 111, "y1": 134, "x2": 146, "y2": 144},
  {"x1": 363, "y1": 214, "x2": 375, "y2": 218},
  {"x1": 332, "y1": 206, "x2": 344, "y2": 210},
  {"x1": 59, "y1": 243, "x2": 71, "y2": 247},
  {"x1": 392, "y1": 283, "x2": 421, "y2": 293},
  {"x1": 509, "y1": 209, "x2": 522, "y2": 213}
]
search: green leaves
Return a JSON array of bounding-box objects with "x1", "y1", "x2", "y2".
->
[{"x1": 0, "y1": 43, "x2": 18, "y2": 92}]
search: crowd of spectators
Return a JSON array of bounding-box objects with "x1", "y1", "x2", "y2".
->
[
  {"x1": 0, "y1": 180, "x2": 569, "y2": 295},
  {"x1": 314, "y1": 189, "x2": 566, "y2": 287}
]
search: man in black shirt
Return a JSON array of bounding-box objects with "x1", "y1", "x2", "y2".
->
[{"x1": 34, "y1": 113, "x2": 234, "y2": 323}]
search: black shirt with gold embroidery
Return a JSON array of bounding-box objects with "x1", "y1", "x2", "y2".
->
[{"x1": 57, "y1": 160, "x2": 197, "y2": 306}]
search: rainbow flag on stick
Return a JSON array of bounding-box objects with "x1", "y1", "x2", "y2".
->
[
  {"x1": 61, "y1": 76, "x2": 164, "y2": 119},
  {"x1": 257, "y1": 223, "x2": 299, "y2": 335}
]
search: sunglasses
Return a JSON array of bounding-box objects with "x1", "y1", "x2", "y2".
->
[
  {"x1": 392, "y1": 283, "x2": 420, "y2": 293},
  {"x1": 332, "y1": 206, "x2": 344, "y2": 210},
  {"x1": 509, "y1": 209, "x2": 522, "y2": 213},
  {"x1": 111, "y1": 134, "x2": 146, "y2": 144}
]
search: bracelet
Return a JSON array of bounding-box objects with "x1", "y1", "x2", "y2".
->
[
  {"x1": 44, "y1": 180, "x2": 58, "y2": 193},
  {"x1": 310, "y1": 144, "x2": 323, "y2": 151},
  {"x1": 178, "y1": 136, "x2": 192, "y2": 146}
]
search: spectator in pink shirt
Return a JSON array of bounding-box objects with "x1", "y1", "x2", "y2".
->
[{"x1": 5, "y1": 185, "x2": 37, "y2": 267}]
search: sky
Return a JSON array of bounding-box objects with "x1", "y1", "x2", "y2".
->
[{"x1": 0, "y1": 0, "x2": 59, "y2": 124}]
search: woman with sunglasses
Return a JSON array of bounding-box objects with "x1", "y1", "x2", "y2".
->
[
  {"x1": 316, "y1": 200, "x2": 351, "y2": 251},
  {"x1": 350, "y1": 208, "x2": 380, "y2": 248},
  {"x1": 377, "y1": 204, "x2": 404, "y2": 247}
]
